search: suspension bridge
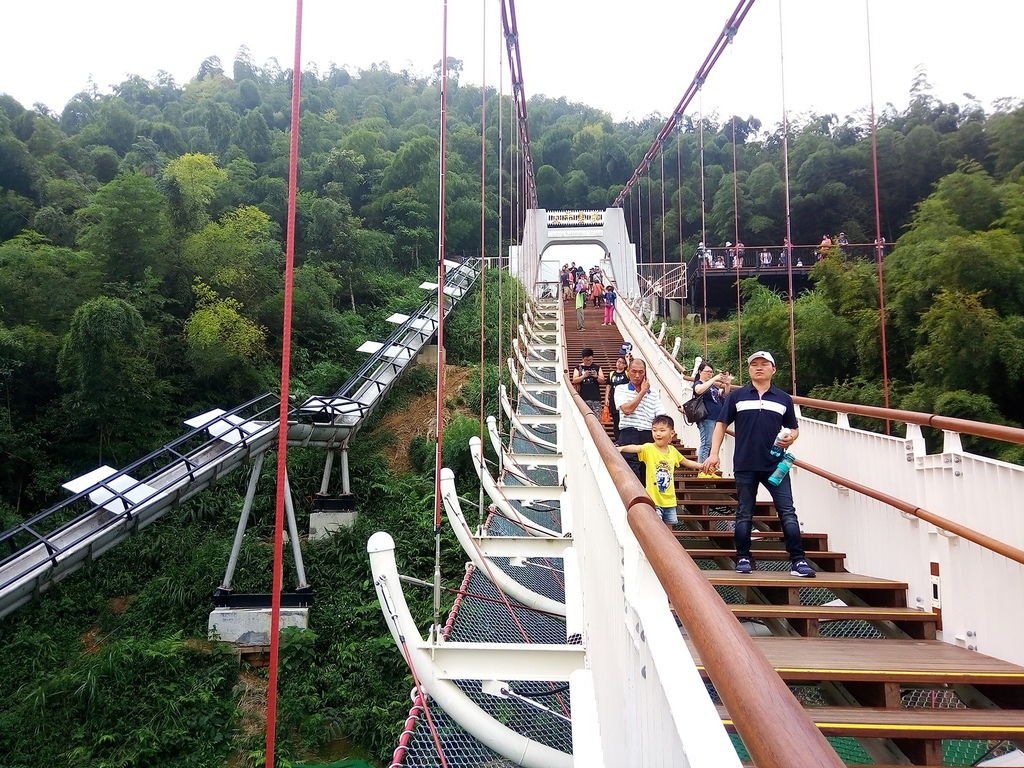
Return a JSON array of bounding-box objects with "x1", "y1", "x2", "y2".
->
[{"x1": 2, "y1": 0, "x2": 1022, "y2": 766}]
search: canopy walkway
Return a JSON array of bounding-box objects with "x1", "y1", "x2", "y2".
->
[{"x1": 0, "y1": 259, "x2": 479, "y2": 620}]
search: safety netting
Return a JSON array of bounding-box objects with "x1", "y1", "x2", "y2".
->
[{"x1": 388, "y1": 407, "x2": 573, "y2": 767}]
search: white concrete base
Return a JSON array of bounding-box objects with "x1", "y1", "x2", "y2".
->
[
  {"x1": 309, "y1": 511, "x2": 358, "y2": 540},
  {"x1": 208, "y1": 607, "x2": 309, "y2": 646}
]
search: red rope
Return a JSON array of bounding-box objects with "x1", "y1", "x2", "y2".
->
[
  {"x1": 496, "y1": 26, "x2": 504, "y2": 440},
  {"x1": 865, "y1": 0, "x2": 892, "y2": 430},
  {"x1": 614, "y1": 0, "x2": 757, "y2": 207},
  {"x1": 433, "y1": 0, "x2": 450, "y2": 535},
  {"x1": 638, "y1": 179, "x2": 644, "y2": 284},
  {"x1": 646, "y1": 173, "x2": 653, "y2": 276},
  {"x1": 389, "y1": 693, "x2": 427, "y2": 768},
  {"x1": 478, "y1": 2, "x2": 488, "y2": 508},
  {"x1": 699, "y1": 96, "x2": 709, "y2": 353},
  {"x1": 731, "y1": 115, "x2": 743, "y2": 379},
  {"x1": 500, "y1": 0, "x2": 538, "y2": 208},
  {"x1": 399, "y1": 630, "x2": 451, "y2": 768},
  {"x1": 424, "y1": 11, "x2": 452, "y2": 760},
  {"x1": 777, "y1": 0, "x2": 798, "y2": 393},
  {"x1": 265, "y1": 2, "x2": 303, "y2": 765},
  {"x1": 660, "y1": 149, "x2": 667, "y2": 316}
]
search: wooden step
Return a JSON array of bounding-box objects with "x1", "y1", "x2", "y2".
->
[
  {"x1": 676, "y1": 494, "x2": 770, "y2": 506},
  {"x1": 717, "y1": 704, "x2": 1024, "y2": 740},
  {"x1": 724, "y1": 604, "x2": 936, "y2": 638},
  {"x1": 706, "y1": 569, "x2": 904, "y2": 591},
  {"x1": 676, "y1": 530, "x2": 830, "y2": 551},
  {"x1": 692, "y1": 637, "x2": 1022, "y2": 685},
  {"x1": 684, "y1": 548, "x2": 848, "y2": 572},
  {"x1": 677, "y1": 500, "x2": 776, "y2": 515},
  {"x1": 706, "y1": 570, "x2": 910, "y2": 608},
  {"x1": 677, "y1": 476, "x2": 737, "y2": 490},
  {"x1": 678, "y1": 513, "x2": 779, "y2": 524}
]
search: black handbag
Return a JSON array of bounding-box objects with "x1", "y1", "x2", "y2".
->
[{"x1": 682, "y1": 392, "x2": 708, "y2": 424}]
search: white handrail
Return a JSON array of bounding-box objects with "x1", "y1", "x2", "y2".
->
[
  {"x1": 500, "y1": 387, "x2": 558, "y2": 451},
  {"x1": 440, "y1": 469, "x2": 567, "y2": 617},
  {"x1": 470, "y1": 437, "x2": 563, "y2": 538},
  {"x1": 368, "y1": 532, "x2": 573, "y2": 768}
]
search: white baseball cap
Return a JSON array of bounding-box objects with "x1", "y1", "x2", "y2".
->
[{"x1": 747, "y1": 350, "x2": 776, "y2": 366}]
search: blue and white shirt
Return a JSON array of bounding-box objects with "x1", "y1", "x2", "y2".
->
[{"x1": 718, "y1": 383, "x2": 798, "y2": 471}]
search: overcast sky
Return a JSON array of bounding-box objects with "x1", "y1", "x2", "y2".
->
[{"x1": 2, "y1": 0, "x2": 1020, "y2": 128}]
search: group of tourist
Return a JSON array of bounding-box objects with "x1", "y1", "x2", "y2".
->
[
  {"x1": 697, "y1": 233, "x2": 867, "y2": 269},
  {"x1": 566, "y1": 264, "x2": 618, "y2": 330},
  {"x1": 572, "y1": 342, "x2": 815, "y2": 578}
]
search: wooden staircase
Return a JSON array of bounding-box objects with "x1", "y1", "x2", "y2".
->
[
  {"x1": 557, "y1": 300, "x2": 1024, "y2": 764},
  {"x1": 562, "y1": 300, "x2": 630, "y2": 438},
  {"x1": 674, "y1": 473, "x2": 1024, "y2": 766}
]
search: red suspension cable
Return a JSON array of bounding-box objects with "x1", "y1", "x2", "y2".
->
[
  {"x1": 778, "y1": 0, "x2": 798, "y2": 393},
  {"x1": 676, "y1": 128, "x2": 684, "y2": 259},
  {"x1": 643, "y1": 173, "x2": 651, "y2": 274},
  {"x1": 496, "y1": 22, "x2": 504, "y2": 440},
  {"x1": 431, "y1": 0, "x2": 451, "y2": 639},
  {"x1": 865, "y1": 0, "x2": 892, "y2": 426},
  {"x1": 265, "y1": 2, "x2": 303, "y2": 765},
  {"x1": 699, "y1": 98, "x2": 709, "y2": 353},
  {"x1": 500, "y1": 0, "x2": 538, "y2": 208},
  {"x1": 731, "y1": 115, "x2": 743, "y2": 379},
  {"x1": 478, "y1": 1, "x2": 488, "y2": 452},
  {"x1": 614, "y1": 0, "x2": 756, "y2": 207},
  {"x1": 660, "y1": 149, "x2": 667, "y2": 316}
]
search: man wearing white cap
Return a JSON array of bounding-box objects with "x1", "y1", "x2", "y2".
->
[{"x1": 702, "y1": 350, "x2": 815, "y2": 578}]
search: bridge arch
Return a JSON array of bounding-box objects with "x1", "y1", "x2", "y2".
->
[{"x1": 514, "y1": 208, "x2": 640, "y2": 298}]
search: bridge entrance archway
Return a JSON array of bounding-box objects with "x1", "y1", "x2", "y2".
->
[{"x1": 515, "y1": 208, "x2": 639, "y2": 298}]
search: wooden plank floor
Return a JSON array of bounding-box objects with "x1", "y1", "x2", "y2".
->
[
  {"x1": 677, "y1": 514, "x2": 779, "y2": 530},
  {"x1": 704, "y1": 570, "x2": 904, "y2": 589},
  {"x1": 690, "y1": 637, "x2": 1024, "y2": 685},
  {"x1": 678, "y1": 529, "x2": 830, "y2": 549},
  {"x1": 724, "y1": 604, "x2": 937, "y2": 638},
  {"x1": 717, "y1": 704, "x2": 1024, "y2": 739},
  {"x1": 685, "y1": 548, "x2": 848, "y2": 571}
]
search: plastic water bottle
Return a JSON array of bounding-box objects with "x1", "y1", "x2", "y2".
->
[
  {"x1": 769, "y1": 427, "x2": 791, "y2": 460},
  {"x1": 767, "y1": 451, "x2": 795, "y2": 486}
]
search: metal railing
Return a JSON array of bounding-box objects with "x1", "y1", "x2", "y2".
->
[
  {"x1": 614, "y1": 294, "x2": 1024, "y2": 665},
  {"x1": 0, "y1": 260, "x2": 481, "y2": 619}
]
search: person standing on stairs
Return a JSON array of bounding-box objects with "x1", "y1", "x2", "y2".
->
[
  {"x1": 602, "y1": 284, "x2": 617, "y2": 325},
  {"x1": 619, "y1": 415, "x2": 701, "y2": 525},
  {"x1": 573, "y1": 348, "x2": 606, "y2": 416},
  {"x1": 615, "y1": 359, "x2": 663, "y2": 483},
  {"x1": 574, "y1": 276, "x2": 587, "y2": 330},
  {"x1": 701, "y1": 351, "x2": 816, "y2": 578},
  {"x1": 691, "y1": 361, "x2": 733, "y2": 463},
  {"x1": 605, "y1": 355, "x2": 629, "y2": 440}
]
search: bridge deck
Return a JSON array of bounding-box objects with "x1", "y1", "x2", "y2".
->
[
  {"x1": 717, "y1": 704, "x2": 1024, "y2": 739},
  {"x1": 691, "y1": 637, "x2": 1024, "y2": 685}
]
